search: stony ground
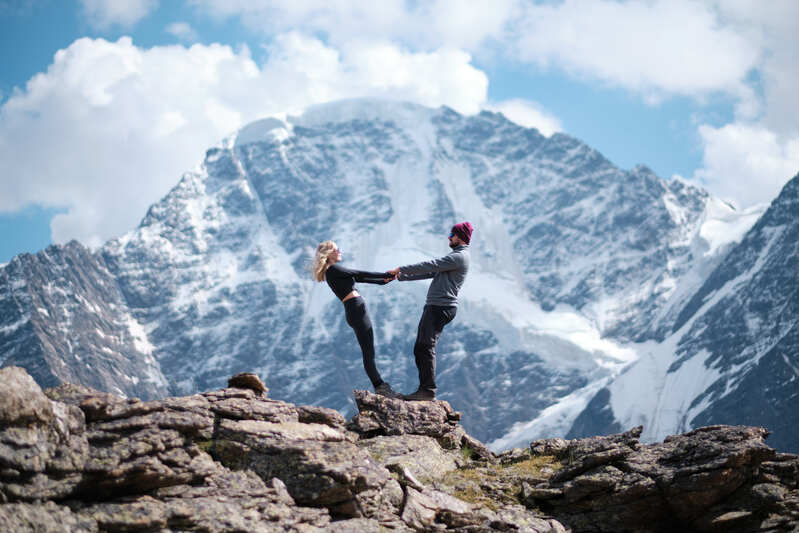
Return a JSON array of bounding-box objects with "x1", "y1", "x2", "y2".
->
[{"x1": 1, "y1": 366, "x2": 797, "y2": 532}]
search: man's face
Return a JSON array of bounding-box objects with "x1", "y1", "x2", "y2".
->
[{"x1": 448, "y1": 232, "x2": 461, "y2": 248}]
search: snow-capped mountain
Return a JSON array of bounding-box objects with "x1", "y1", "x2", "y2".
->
[
  {"x1": 0, "y1": 242, "x2": 168, "y2": 398},
  {"x1": 0, "y1": 99, "x2": 766, "y2": 446},
  {"x1": 561, "y1": 172, "x2": 799, "y2": 453}
]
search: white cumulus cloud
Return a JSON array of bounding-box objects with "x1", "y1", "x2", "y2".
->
[
  {"x1": 165, "y1": 21, "x2": 199, "y2": 43},
  {"x1": 709, "y1": 0, "x2": 799, "y2": 136},
  {"x1": 691, "y1": 123, "x2": 799, "y2": 208},
  {"x1": 79, "y1": 0, "x2": 158, "y2": 29},
  {"x1": 189, "y1": 0, "x2": 517, "y2": 50},
  {"x1": 511, "y1": 0, "x2": 759, "y2": 101},
  {"x1": 682, "y1": 1, "x2": 799, "y2": 207},
  {"x1": 485, "y1": 99, "x2": 562, "y2": 137},
  {"x1": 0, "y1": 34, "x2": 488, "y2": 247}
]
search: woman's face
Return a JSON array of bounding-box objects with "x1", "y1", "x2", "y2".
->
[{"x1": 327, "y1": 246, "x2": 342, "y2": 264}]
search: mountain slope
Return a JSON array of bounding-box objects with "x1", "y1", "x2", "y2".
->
[
  {"x1": 0, "y1": 241, "x2": 168, "y2": 398},
  {"x1": 566, "y1": 172, "x2": 799, "y2": 452}
]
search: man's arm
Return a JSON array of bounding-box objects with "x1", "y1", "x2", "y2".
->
[
  {"x1": 398, "y1": 253, "x2": 461, "y2": 276},
  {"x1": 397, "y1": 271, "x2": 435, "y2": 281}
]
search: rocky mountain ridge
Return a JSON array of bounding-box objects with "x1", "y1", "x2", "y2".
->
[
  {"x1": 0, "y1": 241, "x2": 169, "y2": 399},
  {"x1": 2, "y1": 365, "x2": 798, "y2": 533},
  {"x1": 564, "y1": 171, "x2": 799, "y2": 453}
]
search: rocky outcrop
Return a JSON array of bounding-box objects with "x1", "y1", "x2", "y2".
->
[
  {"x1": 2, "y1": 365, "x2": 797, "y2": 532},
  {"x1": 0, "y1": 366, "x2": 330, "y2": 532},
  {"x1": 0, "y1": 366, "x2": 560, "y2": 532},
  {"x1": 348, "y1": 389, "x2": 495, "y2": 462},
  {"x1": 524, "y1": 425, "x2": 799, "y2": 532}
]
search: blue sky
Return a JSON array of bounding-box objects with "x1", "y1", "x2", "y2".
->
[{"x1": 1, "y1": 0, "x2": 797, "y2": 262}]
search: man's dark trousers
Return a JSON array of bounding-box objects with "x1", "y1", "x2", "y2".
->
[{"x1": 413, "y1": 304, "x2": 457, "y2": 393}]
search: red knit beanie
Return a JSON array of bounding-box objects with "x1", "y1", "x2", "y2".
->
[{"x1": 451, "y1": 221, "x2": 473, "y2": 244}]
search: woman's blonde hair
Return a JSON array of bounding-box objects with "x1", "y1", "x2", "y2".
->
[{"x1": 312, "y1": 240, "x2": 337, "y2": 282}]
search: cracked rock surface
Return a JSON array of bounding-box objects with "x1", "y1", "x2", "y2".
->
[
  {"x1": 525, "y1": 425, "x2": 799, "y2": 532},
  {"x1": 2, "y1": 366, "x2": 797, "y2": 532}
]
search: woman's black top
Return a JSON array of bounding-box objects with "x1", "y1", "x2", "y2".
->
[{"x1": 325, "y1": 264, "x2": 390, "y2": 300}]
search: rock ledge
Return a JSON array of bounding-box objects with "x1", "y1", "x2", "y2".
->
[{"x1": 1, "y1": 366, "x2": 797, "y2": 532}]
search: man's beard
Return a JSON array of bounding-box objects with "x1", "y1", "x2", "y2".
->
[{"x1": 449, "y1": 240, "x2": 457, "y2": 249}]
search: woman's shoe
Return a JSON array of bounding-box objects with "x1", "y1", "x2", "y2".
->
[{"x1": 375, "y1": 382, "x2": 403, "y2": 399}]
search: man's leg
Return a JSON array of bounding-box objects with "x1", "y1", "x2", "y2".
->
[{"x1": 412, "y1": 305, "x2": 456, "y2": 395}]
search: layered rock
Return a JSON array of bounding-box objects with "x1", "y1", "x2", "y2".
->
[
  {"x1": 0, "y1": 366, "x2": 330, "y2": 532},
  {"x1": 0, "y1": 366, "x2": 561, "y2": 532},
  {"x1": 2, "y1": 365, "x2": 796, "y2": 532},
  {"x1": 524, "y1": 425, "x2": 799, "y2": 532}
]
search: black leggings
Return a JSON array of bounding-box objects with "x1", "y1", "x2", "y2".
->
[{"x1": 343, "y1": 296, "x2": 383, "y2": 388}]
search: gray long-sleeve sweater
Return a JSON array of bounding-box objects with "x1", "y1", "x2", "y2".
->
[{"x1": 398, "y1": 244, "x2": 470, "y2": 307}]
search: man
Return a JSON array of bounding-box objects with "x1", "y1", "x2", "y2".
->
[{"x1": 388, "y1": 221, "x2": 473, "y2": 401}]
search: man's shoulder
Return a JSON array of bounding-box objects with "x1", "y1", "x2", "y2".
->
[
  {"x1": 449, "y1": 247, "x2": 470, "y2": 266},
  {"x1": 452, "y1": 246, "x2": 470, "y2": 257}
]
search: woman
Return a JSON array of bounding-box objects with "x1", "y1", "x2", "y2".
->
[{"x1": 312, "y1": 240, "x2": 401, "y2": 398}]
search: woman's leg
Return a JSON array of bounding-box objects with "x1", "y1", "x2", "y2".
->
[{"x1": 344, "y1": 298, "x2": 383, "y2": 388}]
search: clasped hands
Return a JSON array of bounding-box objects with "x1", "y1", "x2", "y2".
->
[{"x1": 384, "y1": 267, "x2": 401, "y2": 283}]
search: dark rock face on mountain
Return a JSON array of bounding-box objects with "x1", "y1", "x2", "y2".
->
[
  {"x1": 0, "y1": 242, "x2": 169, "y2": 400},
  {"x1": 672, "y1": 172, "x2": 799, "y2": 453},
  {"x1": 568, "y1": 172, "x2": 799, "y2": 453},
  {"x1": 2, "y1": 366, "x2": 798, "y2": 533},
  {"x1": 433, "y1": 116, "x2": 710, "y2": 342}
]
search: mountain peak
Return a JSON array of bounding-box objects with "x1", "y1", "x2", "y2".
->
[
  {"x1": 234, "y1": 117, "x2": 292, "y2": 147},
  {"x1": 290, "y1": 97, "x2": 439, "y2": 129}
]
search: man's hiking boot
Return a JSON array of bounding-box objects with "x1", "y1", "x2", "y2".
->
[
  {"x1": 402, "y1": 389, "x2": 436, "y2": 401},
  {"x1": 375, "y1": 382, "x2": 402, "y2": 399}
]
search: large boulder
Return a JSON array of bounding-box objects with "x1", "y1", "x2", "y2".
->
[
  {"x1": 348, "y1": 389, "x2": 495, "y2": 462},
  {"x1": 212, "y1": 417, "x2": 401, "y2": 518},
  {"x1": 360, "y1": 434, "x2": 463, "y2": 484},
  {"x1": 0, "y1": 367, "x2": 88, "y2": 502}
]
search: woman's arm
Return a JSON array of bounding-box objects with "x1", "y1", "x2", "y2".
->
[
  {"x1": 355, "y1": 271, "x2": 393, "y2": 285},
  {"x1": 399, "y1": 253, "x2": 460, "y2": 276},
  {"x1": 335, "y1": 265, "x2": 392, "y2": 284}
]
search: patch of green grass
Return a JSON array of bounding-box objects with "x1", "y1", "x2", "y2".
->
[
  {"x1": 460, "y1": 443, "x2": 474, "y2": 461},
  {"x1": 453, "y1": 482, "x2": 498, "y2": 509},
  {"x1": 439, "y1": 454, "x2": 562, "y2": 511},
  {"x1": 196, "y1": 440, "x2": 214, "y2": 454},
  {"x1": 504, "y1": 455, "x2": 562, "y2": 477}
]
